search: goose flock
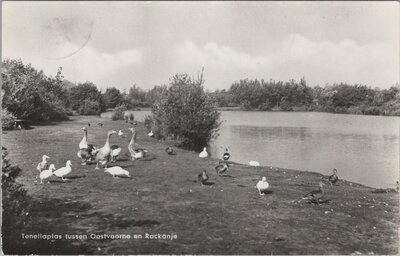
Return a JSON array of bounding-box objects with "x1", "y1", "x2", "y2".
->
[{"x1": 33, "y1": 120, "x2": 341, "y2": 203}]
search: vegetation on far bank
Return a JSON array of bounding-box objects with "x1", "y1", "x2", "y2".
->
[{"x1": 2, "y1": 58, "x2": 399, "y2": 132}]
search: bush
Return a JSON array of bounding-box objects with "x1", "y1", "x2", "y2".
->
[
  {"x1": 362, "y1": 106, "x2": 381, "y2": 116},
  {"x1": 79, "y1": 99, "x2": 101, "y2": 115},
  {"x1": 111, "y1": 104, "x2": 127, "y2": 120},
  {"x1": 144, "y1": 114, "x2": 154, "y2": 131},
  {"x1": 129, "y1": 113, "x2": 134, "y2": 121},
  {"x1": 152, "y1": 73, "x2": 221, "y2": 151},
  {"x1": 2, "y1": 149, "x2": 33, "y2": 254},
  {"x1": 2, "y1": 108, "x2": 16, "y2": 130}
]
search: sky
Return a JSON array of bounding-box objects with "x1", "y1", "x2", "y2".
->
[{"x1": 2, "y1": 1, "x2": 399, "y2": 92}]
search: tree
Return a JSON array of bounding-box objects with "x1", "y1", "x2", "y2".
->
[
  {"x1": 152, "y1": 72, "x2": 221, "y2": 151},
  {"x1": 103, "y1": 87, "x2": 123, "y2": 109},
  {"x1": 1, "y1": 59, "x2": 69, "y2": 123},
  {"x1": 69, "y1": 82, "x2": 105, "y2": 115}
]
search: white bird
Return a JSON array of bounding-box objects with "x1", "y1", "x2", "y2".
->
[
  {"x1": 249, "y1": 160, "x2": 260, "y2": 167},
  {"x1": 148, "y1": 130, "x2": 154, "y2": 137},
  {"x1": 199, "y1": 147, "x2": 208, "y2": 158},
  {"x1": 40, "y1": 164, "x2": 56, "y2": 184},
  {"x1": 118, "y1": 130, "x2": 124, "y2": 136},
  {"x1": 94, "y1": 130, "x2": 117, "y2": 169},
  {"x1": 53, "y1": 160, "x2": 72, "y2": 180},
  {"x1": 37, "y1": 155, "x2": 50, "y2": 172},
  {"x1": 110, "y1": 145, "x2": 121, "y2": 162},
  {"x1": 104, "y1": 166, "x2": 131, "y2": 178},
  {"x1": 256, "y1": 176, "x2": 270, "y2": 195},
  {"x1": 128, "y1": 128, "x2": 147, "y2": 160}
]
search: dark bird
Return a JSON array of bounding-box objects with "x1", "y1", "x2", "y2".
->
[
  {"x1": 87, "y1": 122, "x2": 91, "y2": 127},
  {"x1": 328, "y1": 169, "x2": 339, "y2": 185},
  {"x1": 198, "y1": 170, "x2": 209, "y2": 185},
  {"x1": 302, "y1": 181, "x2": 325, "y2": 204},
  {"x1": 97, "y1": 122, "x2": 103, "y2": 127},
  {"x1": 215, "y1": 161, "x2": 229, "y2": 176},
  {"x1": 165, "y1": 147, "x2": 174, "y2": 155},
  {"x1": 2, "y1": 146, "x2": 7, "y2": 150},
  {"x1": 222, "y1": 148, "x2": 230, "y2": 161},
  {"x1": 396, "y1": 181, "x2": 399, "y2": 192}
]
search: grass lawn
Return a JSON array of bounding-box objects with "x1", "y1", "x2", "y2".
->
[{"x1": 2, "y1": 115, "x2": 399, "y2": 255}]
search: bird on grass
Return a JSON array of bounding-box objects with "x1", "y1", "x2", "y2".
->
[
  {"x1": 110, "y1": 145, "x2": 121, "y2": 162},
  {"x1": 215, "y1": 161, "x2": 229, "y2": 176},
  {"x1": 148, "y1": 130, "x2": 154, "y2": 137},
  {"x1": 249, "y1": 160, "x2": 260, "y2": 167},
  {"x1": 302, "y1": 181, "x2": 325, "y2": 204},
  {"x1": 198, "y1": 170, "x2": 209, "y2": 185},
  {"x1": 87, "y1": 122, "x2": 91, "y2": 127},
  {"x1": 37, "y1": 155, "x2": 50, "y2": 173},
  {"x1": 104, "y1": 166, "x2": 131, "y2": 178},
  {"x1": 165, "y1": 147, "x2": 174, "y2": 155},
  {"x1": 256, "y1": 176, "x2": 270, "y2": 195},
  {"x1": 328, "y1": 168, "x2": 339, "y2": 185},
  {"x1": 97, "y1": 123, "x2": 104, "y2": 127},
  {"x1": 118, "y1": 130, "x2": 124, "y2": 136},
  {"x1": 199, "y1": 147, "x2": 208, "y2": 158},
  {"x1": 39, "y1": 164, "x2": 56, "y2": 184},
  {"x1": 222, "y1": 147, "x2": 230, "y2": 161},
  {"x1": 53, "y1": 160, "x2": 72, "y2": 181}
]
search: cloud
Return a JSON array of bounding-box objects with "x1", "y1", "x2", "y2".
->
[
  {"x1": 176, "y1": 40, "x2": 268, "y2": 71},
  {"x1": 175, "y1": 36, "x2": 398, "y2": 88}
]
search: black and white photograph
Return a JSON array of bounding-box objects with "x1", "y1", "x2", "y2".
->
[{"x1": 1, "y1": 1, "x2": 399, "y2": 255}]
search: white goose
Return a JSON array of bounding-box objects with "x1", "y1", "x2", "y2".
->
[
  {"x1": 148, "y1": 130, "x2": 154, "y2": 137},
  {"x1": 110, "y1": 145, "x2": 121, "y2": 162},
  {"x1": 94, "y1": 130, "x2": 117, "y2": 169},
  {"x1": 53, "y1": 160, "x2": 72, "y2": 180},
  {"x1": 199, "y1": 147, "x2": 208, "y2": 158},
  {"x1": 40, "y1": 164, "x2": 56, "y2": 184},
  {"x1": 128, "y1": 128, "x2": 147, "y2": 160},
  {"x1": 249, "y1": 160, "x2": 260, "y2": 167},
  {"x1": 256, "y1": 176, "x2": 270, "y2": 195},
  {"x1": 37, "y1": 155, "x2": 50, "y2": 172},
  {"x1": 118, "y1": 130, "x2": 124, "y2": 136},
  {"x1": 104, "y1": 166, "x2": 131, "y2": 178}
]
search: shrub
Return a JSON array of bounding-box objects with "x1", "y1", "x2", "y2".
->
[
  {"x1": 129, "y1": 113, "x2": 134, "y2": 121},
  {"x1": 111, "y1": 104, "x2": 127, "y2": 120},
  {"x1": 362, "y1": 106, "x2": 381, "y2": 116},
  {"x1": 2, "y1": 108, "x2": 16, "y2": 130},
  {"x1": 2, "y1": 149, "x2": 33, "y2": 254},
  {"x1": 144, "y1": 114, "x2": 154, "y2": 131},
  {"x1": 152, "y1": 73, "x2": 221, "y2": 151}
]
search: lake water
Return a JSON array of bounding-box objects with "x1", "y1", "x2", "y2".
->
[{"x1": 104, "y1": 111, "x2": 399, "y2": 188}]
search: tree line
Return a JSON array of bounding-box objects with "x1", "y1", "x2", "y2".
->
[
  {"x1": 2, "y1": 58, "x2": 399, "y2": 131},
  {"x1": 210, "y1": 78, "x2": 400, "y2": 116}
]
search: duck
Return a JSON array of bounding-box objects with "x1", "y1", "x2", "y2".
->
[
  {"x1": 53, "y1": 160, "x2": 72, "y2": 180},
  {"x1": 148, "y1": 130, "x2": 154, "y2": 137},
  {"x1": 256, "y1": 177, "x2": 270, "y2": 195},
  {"x1": 215, "y1": 161, "x2": 229, "y2": 176},
  {"x1": 77, "y1": 127, "x2": 97, "y2": 165},
  {"x1": 97, "y1": 122, "x2": 103, "y2": 127},
  {"x1": 328, "y1": 168, "x2": 339, "y2": 185},
  {"x1": 87, "y1": 122, "x2": 91, "y2": 127},
  {"x1": 40, "y1": 164, "x2": 56, "y2": 184},
  {"x1": 37, "y1": 155, "x2": 50, "y2": 172},
  {"x1": 165, "y1": 146, "x2": 174, "y2": 155},
  {"x1": 199, "y1": 147, "x2": 208, "y2": 158},
  {"x1": 118, "y1": 130, "x2": 124, "y2": 136},
  {"x1": 198, "y1": 170, "x2": 209, "y2": 185},
  {"x1": 302, "y1": 181, "x2": 324, "y2": 203},
  {"x1": 94, "y1": 130, "x2": 117, "y2": 169},
  {"x1": 110, "y1": 145, "x2": 121, "y2": 162},
  {"x1": 128, "y1": 128, "x2": 148, "y2": 160},
  {"x1": 104, "y1": 166, "x2": 131, "y2": 178},
  {"x1": 249, "y1": 160, "x2": 260, "y2": 167},
  {"x1": 222, "y1": 148, "x2": 230, "y2": 161}
]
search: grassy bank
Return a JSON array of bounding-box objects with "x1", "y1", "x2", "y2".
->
[{"x1": 2, "y1": 116, "x2": 399, "y2": 254}]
